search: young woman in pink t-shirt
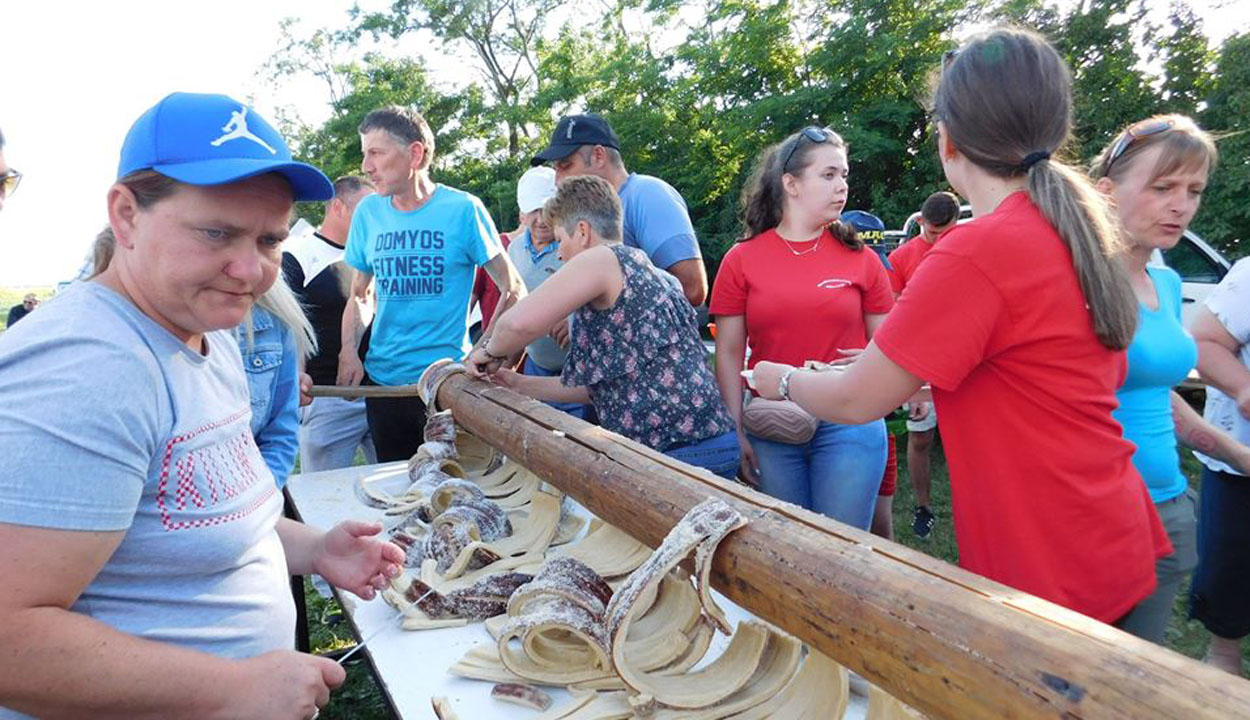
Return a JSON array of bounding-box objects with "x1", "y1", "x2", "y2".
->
[
  {"x1": 751, "y1": 29, "x2": 1169, "y2": 623},
  {"x1": 710, "y1": 127, "x2": 893, "y2": 530}
]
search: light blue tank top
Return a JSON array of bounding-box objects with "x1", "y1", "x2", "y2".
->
[{"x1": 1114, "y1": 266, "x2": 1197, "y2": 503}]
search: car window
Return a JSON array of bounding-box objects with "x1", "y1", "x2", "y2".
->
[{"x1": 1163, "y1": 237, "x2": 1226, "y2": 284}]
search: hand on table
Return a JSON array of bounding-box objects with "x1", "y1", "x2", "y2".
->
[
  {"x1": 466, "y1": 347, "x2": 504, "y2": 379},
  {"x1": 312, "y1": 520, "x2": 404, "y2": 601},
  {"x1": 490, "y1": 368, "x2": 528, "y2": 393},
  {"x1": 234, "y1": 650, "x2": 344, "y2": 720}
]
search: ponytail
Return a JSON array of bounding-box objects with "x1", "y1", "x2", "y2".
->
[
  {"x1": 1026, "y1": 159, "x2": 1138, "y2": 348},
  {"x1": 936, "y1": 28, "x2": 1137, "y2": 350}
]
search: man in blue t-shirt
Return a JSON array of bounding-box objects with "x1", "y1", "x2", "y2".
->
[
  {"x1": 531, "y1": 113, "x2": 708, "y2": 305},
  {"x1": 342, "y1": 106, "x2": 525, "y2": 461}
]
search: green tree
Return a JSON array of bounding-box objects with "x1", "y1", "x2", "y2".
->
[
  {"x1": 1156, "y1": 2, "x2": 1214, "y2": 117},
  {"x1": 1051, "y1": 0, "x2": 1161, "y2": 159},
  {"x1": 356, "y1": 0, "x2": 562, "y2": 159},
  {"x1": 1199, "y1": 32, "x2": 1250, "y2": 259}
]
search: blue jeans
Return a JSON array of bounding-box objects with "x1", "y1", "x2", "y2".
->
[
  {"x1": 665, "y1": 430, "x2": 742, "y2": 479},
  {"x1": 523, "y1": 356, "x2": 589, "y2": 420},
  {"x1": 749, "y1": 420, "x2": 887, "y2": 529}
]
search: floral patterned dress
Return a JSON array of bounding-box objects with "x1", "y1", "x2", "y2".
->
[{"x1": 562, "y1": 244, "x2": 735, "y2": 451}]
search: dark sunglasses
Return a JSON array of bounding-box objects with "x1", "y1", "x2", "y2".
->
[
  {"x1": 781, "y1": 126, "x2": 833, "y2": 173},
  {"x1": 1104, "y1": 118, "x2": 1175, "y2": 174},
  {"x1": 0, "y1": 169, "x2": 20, "y2": 198}
]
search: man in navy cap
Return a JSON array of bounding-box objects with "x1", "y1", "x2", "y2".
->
[
  {"x1": 0, "y1": 93, "x2": 402, "y2": 720},
  {"x1": 532, "y1": 113, "x2": 708, "y2": 305}
]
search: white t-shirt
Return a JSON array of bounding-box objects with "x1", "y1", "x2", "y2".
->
[
  {"x1": 0, "y1": 283, "x2": 293, "y2": 701},
  {"x1": 1195, "y1": 257, "x2": 1250, "y2": 476}
]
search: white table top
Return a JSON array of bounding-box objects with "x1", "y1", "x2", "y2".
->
[{"x1": 286, "y1": 461, "x2": 868, "y2": 719}]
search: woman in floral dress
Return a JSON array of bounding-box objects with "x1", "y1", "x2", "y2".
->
[{"x1": 468, "y1": 175, "x2": 740, "y2": 478}]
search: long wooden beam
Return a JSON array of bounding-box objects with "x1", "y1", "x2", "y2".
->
[{"x1": 435, "y1": 372, "x2": 1250, "y2": 720}]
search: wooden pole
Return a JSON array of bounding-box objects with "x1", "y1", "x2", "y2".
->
[
  {"x1": 308, "y1": 384, "x2": 422, "y2": 399},
  {"x1": 435, "y1": 372, "x2": 1250, "y2": 720}
]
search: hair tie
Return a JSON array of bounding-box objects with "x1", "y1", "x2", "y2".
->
[{"x1": 1020, "y1": 151, "x2": 1051, "y2": 170}]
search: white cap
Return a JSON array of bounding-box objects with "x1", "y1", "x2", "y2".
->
[{"x1": 517, "y1": 166, "x2": 557, "y2": 214}]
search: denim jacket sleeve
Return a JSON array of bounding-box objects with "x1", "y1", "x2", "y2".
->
[{"x1": 239, "y1": 310, "x2": 301, "y2": 488}]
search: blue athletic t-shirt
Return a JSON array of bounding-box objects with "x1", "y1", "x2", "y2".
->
[
  {"x1": 1114, "y1": 266, "x2": 1197, "y2": 503},
  {"x1": 345, "y1": 185, "x2": 502, "y2": 385},
  {"x1": 618, "y1": 173, "x2": 700, "y2": 270}
]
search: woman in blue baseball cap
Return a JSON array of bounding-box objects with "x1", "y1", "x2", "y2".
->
[{"x1": 0, "y1": 93, "x2": 402, "y2": 720}]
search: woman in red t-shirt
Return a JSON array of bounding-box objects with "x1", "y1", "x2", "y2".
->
[
  {"x1": 752, "y1": 28, "x2": 1170, "y2": 624},
  {"x1": 710, "y1": 127, "x2": 893, "y2": 530}
]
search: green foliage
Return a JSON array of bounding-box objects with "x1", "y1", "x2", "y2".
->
[
  {"x1": 1200, "y1": 33, "x2": 1250, "y2": 260},
  {"x1": 265, "y1": 0, "x2": 1247, "y2": 265}
]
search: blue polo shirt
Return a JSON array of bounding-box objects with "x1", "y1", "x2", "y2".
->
[
  {"x1": 618, "y1": 173, "x2": 700, "y2": 270},
  {"x1": 345, "y1": 186, "x2": 502, "y2": 385},
  {"x1": 1114, "y1": 266, "x2": 1197, "y2": 503}
]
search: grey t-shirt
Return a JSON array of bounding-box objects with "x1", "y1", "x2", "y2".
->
[
  {"x1": 507, "y1": 228, "x2": 569, "y2": 371},
  {"x1": 0, "y1": 283, "x2": 293, "y2": 695}
]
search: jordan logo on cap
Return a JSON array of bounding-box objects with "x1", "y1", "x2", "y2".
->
[
  {"x1": 565, "y1": 118, "x2": 577, "y2": 139},
  {"x1": 210, "y1": 106, "x2": 277, "y2": 155}
]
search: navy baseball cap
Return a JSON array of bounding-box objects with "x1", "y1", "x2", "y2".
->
[
  {"x1": 118, "y1": 92, "x2": 333, "y2": 202},
  {"x1": 531, "y1": 113, "x2": 620, "y2": 166},
  {"x1": 841, "y1": 210, "x2": 891, "y2": 269},
  {"x1": 841, "y1": 209, "x2": 885, "y2": 238}
]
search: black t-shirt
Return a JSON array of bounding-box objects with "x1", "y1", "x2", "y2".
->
[
  {"x1": 6, "y1": 304, "x2": 31, "y2": 327},
  {"x1": 282, "y1": 233, "x2": 370, "y2": 386}
]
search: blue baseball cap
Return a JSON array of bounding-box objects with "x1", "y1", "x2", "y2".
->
[{"x1": 118, "y1": 92, "x2": 332, "y2": 202}]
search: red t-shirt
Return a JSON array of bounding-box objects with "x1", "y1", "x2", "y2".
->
[
  {"x1": 472, "y1": 233, "x2": 512, "y2": 331},
  {"x1": 886, "y1": 235, "x2": 936, "y2": 294},
  {"x1": 709, "y1": 229, "x2": 894, "y2": 369},
  {"x1": 873, "y1": 192, "x2": 1169, "y2": 623}
]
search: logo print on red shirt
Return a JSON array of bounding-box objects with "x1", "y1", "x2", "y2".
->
[{"x1": 816, "y1": 278, "x2": 852, "y2": 289}]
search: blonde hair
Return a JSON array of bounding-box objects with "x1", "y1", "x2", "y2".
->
[
  {"x1": 1090, "y1": 114, "x2": 1218, "y2": 183},
  {"x1": 935, "y1": 28, "x2": 1137, "y2": 350},
  {"x1": 243, "y1": 277, "x2": 318, "y2": 361}
]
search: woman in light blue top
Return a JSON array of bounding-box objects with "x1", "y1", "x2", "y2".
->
[{"x1": 1094, "y1": 114, "x2": 1250, "y2": 643}]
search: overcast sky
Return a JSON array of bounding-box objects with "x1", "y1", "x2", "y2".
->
[{"x1": 2, "y1": 0, "x2": 1247, "y2": 287}]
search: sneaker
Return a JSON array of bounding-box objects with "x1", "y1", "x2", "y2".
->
[{"x1": 912, "y1": 505, "x2": 936, "y2": 539}]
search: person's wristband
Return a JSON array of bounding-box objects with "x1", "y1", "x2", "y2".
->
[
  {"x1": 483, "y1": 346, "x2": 508, "y2": 362},
  {"x1": 778, "y1": 368, "x2": 798, "y2": 401}
]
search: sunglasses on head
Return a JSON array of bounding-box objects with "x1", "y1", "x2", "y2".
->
[
  {"x1": 781, "y1": 126, "x2": 833, "y2": 173},
  {"x1": 1104, "y1": 118, "x2": 1175, "y2": 175},
  {"x1": 0, "y1": 169, "x2": 20, "y2": 199}
]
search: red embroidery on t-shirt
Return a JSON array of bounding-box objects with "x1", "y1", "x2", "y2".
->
[{"x1": 156, "y1": 409, "x2": 274, "y2": 531}]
